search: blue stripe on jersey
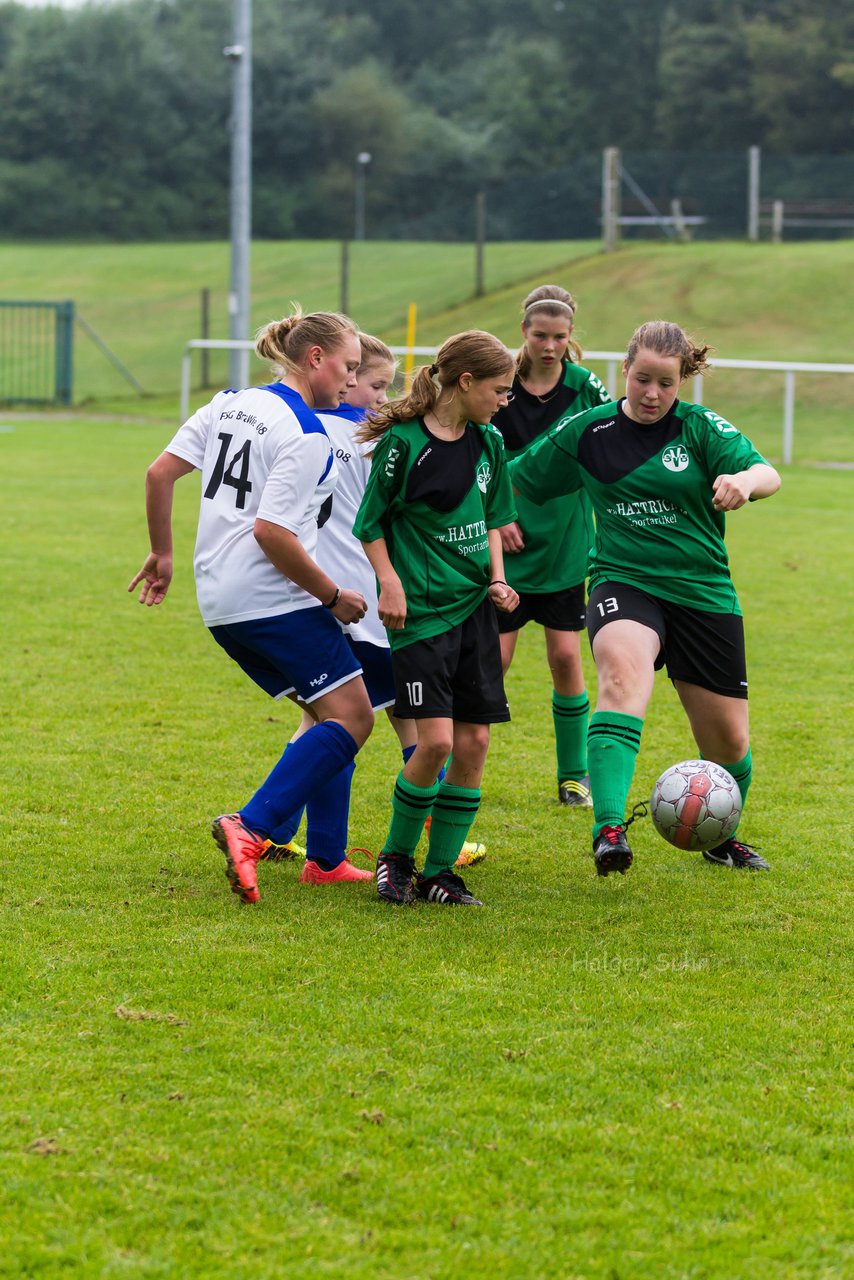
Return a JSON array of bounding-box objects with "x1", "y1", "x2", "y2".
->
[
  {"x1": 325, "y1": 404, "x2": 364, "y2": 424},
  {"x1": 260, "y1": 382, "x2": 331, "y2": 438},
  {"x1": 259, "y1": 381, "x2": 333, "y2": 483}
]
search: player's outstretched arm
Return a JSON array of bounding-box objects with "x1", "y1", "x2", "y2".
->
[
  {"x1": 128, "y1": 451, "x2": 196, "y2": 605},
  {"x1": 712, "y1": 463, "x2": 781, "y2": 512}
]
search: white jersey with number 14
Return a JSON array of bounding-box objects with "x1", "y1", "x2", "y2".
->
[{"x1": 165, "y1": 383, "x2": 336, "y2": 627}]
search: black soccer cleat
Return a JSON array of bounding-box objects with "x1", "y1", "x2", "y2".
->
[
  {"x1": 416, "y1": 868, "x2": 483, "y2": 906},
  {"x1": 558, "y1": 776, "x2": 593, "y2": 808},
  {"x1": 375, "y1": 853, "x2": 417, "y2": 904},
  {"x1": 592, "y1": 825, "x2": 634, "y2": 877},
  {"x1": 702, "y1": 837, "x2": 770, "y2": 871}
]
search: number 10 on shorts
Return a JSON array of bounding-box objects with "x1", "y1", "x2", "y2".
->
[{"x1": 406, "y1": 681, "x2": 423, "y2": 707}]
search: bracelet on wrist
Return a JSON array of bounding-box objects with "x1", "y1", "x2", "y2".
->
[
  {"x1": 324, "y1": 586, "x2": 342, "y2": 609},
  {"x1": 489, "y1": 579, "x2": 507, "y2": 587}
]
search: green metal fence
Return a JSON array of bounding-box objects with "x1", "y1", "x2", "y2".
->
[{"x1": 0, "y1": 300, "x2": 74, "y2": 405}]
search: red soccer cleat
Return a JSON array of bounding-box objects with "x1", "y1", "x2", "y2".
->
[
  {"x1": 300, "y1": 857, "x2": 374, "y2": 884},
  {"x1": 212, "y1": 813, "x2": 266, "y2": 903}
]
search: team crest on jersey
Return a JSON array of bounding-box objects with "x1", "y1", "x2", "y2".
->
[
  {"x1": 662, "y1": 446, "x2": 690, "y2": 473},
  {"x1": 476, "y1": 461, "x2": 491, "y2": 493}
]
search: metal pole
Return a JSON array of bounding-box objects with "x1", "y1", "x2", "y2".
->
[
  {"x1": 404, "y1": 304, "x2": 417, "y2": 392},
  {"x1": 475, "y1": 191, "x2": 486, "y2": 297},
  {"x1": 340, "y1": 240, "x2": 350, "y2": 315},
  {"x1": 181, "y1": 351, "x2": 192, "y2": 424},
  {"x1": 55, "y1": 300, "x2": 74, "y2": 406},
  {"x1": 602, "y1": 147, "x2": 620, "y2": 253},
  {"x1": 748, "y1": 145, "x2": 760, "y2": 242},
  {"x1": 225, "y1": 0, "x2": 252, "y2": 389},
  {"x1": 782, "y1": 370, "x2": 795, "y2": 464},
  {"x1": 200, "y1": 288, "x2": 211, "y2": 388},
  {"x1": 671, "y1": 198, "x2": 688, "y2": 242},
  {"x1": 355, "y1": 152, "x2": 371, "y2": 241}
]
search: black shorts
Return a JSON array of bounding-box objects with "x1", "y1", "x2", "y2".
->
[
  {"x1": 586, "y1": 581, "x2": 748, "y2": 700},
  {"x1": 391, "y1": 596, "x2": 511, "y2": 723},
  {"x1": 496, "y1": 582, "x2": 586, "y2": 634}
]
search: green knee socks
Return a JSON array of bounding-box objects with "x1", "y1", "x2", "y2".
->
[
  {"x1": 422, "y1": 782, "x2": 480, "y2": 878},
  {"x1": 381, "y1": 771, "x2": 439, "y2": 859},
  {"x1": 553, "y1": 690, "x2": 590, "y2": 782},
  {"x1": 587, "y1": 711, "x2": 644, "y2": 839}
]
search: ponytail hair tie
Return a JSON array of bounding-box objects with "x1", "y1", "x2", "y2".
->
[{"x1": 429, "y1": 362, "x2": 438, "y2": 376}]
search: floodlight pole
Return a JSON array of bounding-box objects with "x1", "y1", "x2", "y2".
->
[
  {"x1": 224, "y1": 0, "x2": 252, "y2": 388},
  {"x1": 354, "y1": 152, "x2": 371, "y2": 241}
]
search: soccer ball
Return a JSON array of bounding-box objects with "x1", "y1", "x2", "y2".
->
[{"x1": 650, "y1": 760, "x2": 742, "y2": 852}]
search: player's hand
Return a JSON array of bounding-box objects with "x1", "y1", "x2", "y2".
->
[
  {"x1": 488, "y1": 580, "x2": 519, "y2": 613},
  {"x1": 128, "y1": 552, "x2": 173, "y2": 606},
  {"x1": 377, "y1": 578, "x2": 407, "y2": 630},
  {"x1": 332, "y1": 588, "x2": 368, "y2": 624},
  {"x1": 500, "y1": 521, "x2": 525, "y2": 554},
  {"x1": 712, "y1": 473, "x2": 753, "y2": 511}
]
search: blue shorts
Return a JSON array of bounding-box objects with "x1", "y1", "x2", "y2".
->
[
  {"x1": 209, "y1": 607, "x2": 362, "y2": 704},
  {"x1": 346, "y1": 637, "x2": 396, "y2": 711}
]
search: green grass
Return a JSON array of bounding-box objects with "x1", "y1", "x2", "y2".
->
[
  {"x1": 395, "y1": 241, "x2": 854, "y2": 468},
  {"x1": 3, "y1": 238, "x2": 851, "y2": 465},
  {"x1": 0, "y1": 417, "x2": 851, "y2": 1276},
  {"x1": 0, "y1": 240, "x2": 596, "y2": 405}
]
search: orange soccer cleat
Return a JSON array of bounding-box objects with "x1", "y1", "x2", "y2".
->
[
  {"x1": 212, "y1": 813, "x2": 266, "y2": 903},
  {"x1": 300, "y1": 857, "x2": 374, "y2": 884}
]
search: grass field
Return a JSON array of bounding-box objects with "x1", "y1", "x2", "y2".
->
[
  {"x1": 0, "y1": 401, "x2": 851, "y2": 1274},
  {"x1": 0, "y1": 240, "x2": 595, "y2": 404},
  {"x1": 2, "y1": 239, "x2": 853, "y2": 465}
]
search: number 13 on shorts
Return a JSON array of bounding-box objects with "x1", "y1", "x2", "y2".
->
[{"x1": 595, "y1": 596, "x2": 619, "y2": 617}]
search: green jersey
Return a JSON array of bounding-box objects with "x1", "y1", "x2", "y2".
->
[
  {"x1": 509, "y1": 398, "x2": 767, "y2": 615},
  {"x1": 492, "y1": 360, "x2": 612, "y2": 592},
  {"x1": 353, "y1": 417, "x2": 517, "y2": 649}
]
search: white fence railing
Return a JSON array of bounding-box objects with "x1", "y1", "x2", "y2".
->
[{"x1": 180, "y1": 339, "x2": 854, "y2": 465}]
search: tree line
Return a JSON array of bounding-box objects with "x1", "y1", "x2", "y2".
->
[{"x1": 0, "y1": 0, "x2": 851, "y2": 240}]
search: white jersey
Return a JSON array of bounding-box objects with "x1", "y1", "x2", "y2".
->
[
  {"x1": 166, "y1": 383, "x2": 336, "y2": 627},
  {"x1": 316, "y1": 408, "x2": 387, "y2": 648}
]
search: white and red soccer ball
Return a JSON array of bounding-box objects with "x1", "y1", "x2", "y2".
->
[{"x1": 650, "y1": 760, "x2": 742, "y2": 852}]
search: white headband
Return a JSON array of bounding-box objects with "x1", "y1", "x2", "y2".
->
[{"x1": 524, "y1": 299, "x2": 574, "y2": 315}]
